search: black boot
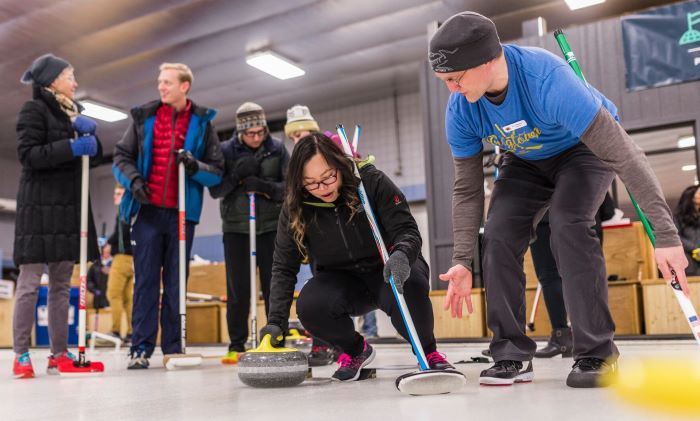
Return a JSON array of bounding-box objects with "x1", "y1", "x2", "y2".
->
[{"x1": 535, "y1": 327, "x2": 572, "y2": 358}]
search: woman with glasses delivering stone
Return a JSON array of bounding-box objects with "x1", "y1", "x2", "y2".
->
[{"x1": 259, "y1": 132, "x2": 456, "y2": 382}]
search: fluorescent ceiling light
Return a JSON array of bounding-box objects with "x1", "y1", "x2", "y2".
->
[
  {"x1": 80, "y1": 100, "x2": 128, "y2": 122},
  {"x1": 564, "y1": 0, "x2": 605, "y2": 11},
  {"x1": 682, "y1": 164, "x2": 696, "y2": 172},
  {"x1": 678, "y1": 135, "x2": 696, "y2": 149},
  {"x1": 246, "y1": 51, "x2": 305, "y2": 80}
]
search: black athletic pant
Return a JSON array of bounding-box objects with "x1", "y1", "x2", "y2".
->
[
  {"x1": 223, "y1": 231, "x2": 276, "y2": 352},
  {"x1": 530, "y1": 220, "x2": 569, "y2": 329},
  {"x1": 296, "y1": 257, "x2": 436, "y2": 357},
  {"x1": 483, "y1": 144, "x2": 618, "y2": 362},
  {"x1": 530, "y1": 214, "x2": 605, "y2": 330}
]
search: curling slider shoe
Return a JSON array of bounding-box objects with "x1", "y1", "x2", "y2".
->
[
  {"x1": 57, "y1": 357, "x2": 105, "y2": 377},
  {"x1": 164, "y1": 352, "x2": 203, "y2": 370},
  {"x1": 396, "y1": 369, "x2": 466, "y2": 396},
  {"x1": 238, "y1": 334, "x2": 308, "y2": 388}
]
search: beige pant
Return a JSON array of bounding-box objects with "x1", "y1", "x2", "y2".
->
[{"x1": 106, "y1": 254, "x2": 134, "y2": 335}]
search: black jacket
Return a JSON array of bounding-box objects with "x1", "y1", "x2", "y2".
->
[
  {"x1": 266, "y1": 164, "x2": 422, "y2": 328},
  {"x1": 14, "y1": 86, "x2": 102, "y2": 265},
  {"x1": 107, "y1": 212, "x2": 132, "y2": 256},
  {"x1": 87, "y1": 259, "x2": 110, "y2": 309},
  {"x1": 674, "y1": 216, "x2": 700, "y2": 276},
  {"x1": 210, "y1": 133, "x2": 289, "y2": 234}
]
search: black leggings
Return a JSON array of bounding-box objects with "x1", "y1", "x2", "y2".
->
[{"x1": 296, "y1": 257, "x2": 436, "y2": 357}]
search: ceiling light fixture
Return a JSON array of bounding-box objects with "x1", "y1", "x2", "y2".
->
[
  {"x1": 246, "y1": 50, "x2": 305, "y2": 80},
  {"x1": 80, "y1": 100, "x2": 128, "y2": 122},
  {"x1": 682, "y1": 164, "x2": 697, "y2": 172},
  {"x1": 678, "y1": 135, "x2": 696, "y2": 149},
  {"x1": 564, "y1": 0, "x2": 606, "y2": 11}
]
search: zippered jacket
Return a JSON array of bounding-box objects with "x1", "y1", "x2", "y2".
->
[
  {"x1": 112, "y1": 100, "x2": 224, "y2": 223},
  {"x1": 266, "y1": 164, "x2": 422, "y2": 327}
]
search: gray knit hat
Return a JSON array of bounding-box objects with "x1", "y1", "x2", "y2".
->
[
  {"x1": 236, "y1": 102, "x2": 267, "y2": 132},
  {"x1": 429, "y1": 12, "x2": 502, "y2": 73},
  {"x1": 20, "y1": 53, "x2": 71, "y2": 87}
]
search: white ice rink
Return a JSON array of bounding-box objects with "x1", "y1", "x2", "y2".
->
[{"x1": 1, "y1": 340, "x2": 697, "y2": 421}]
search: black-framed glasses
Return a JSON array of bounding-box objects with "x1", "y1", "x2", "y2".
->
[
  {"x1": 243, "y1": 128, "x2": 266, "y2": 138},
  {"x1": 304, "y1": 168, "x2": 338, "y2": 191}
]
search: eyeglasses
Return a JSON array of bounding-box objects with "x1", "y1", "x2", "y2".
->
[
  {"x1": 444, "y1": 69, "x2": 467, "y2": 88},
  {"x1": 303, "y1": 168, "x2": 338, "y2": 191},
  {"x1": 243, "y1": 128, "x2": 266, "y2": 138}
]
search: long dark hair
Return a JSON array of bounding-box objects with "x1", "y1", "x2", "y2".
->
[
  {"x1": 675, "y1": 185, "x2": 700, "y2": 229},
  {"x1": 286, "y1": 132, "x2": 360, "y2": 259}
]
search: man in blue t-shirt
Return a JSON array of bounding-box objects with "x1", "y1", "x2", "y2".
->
[{"x1": 430, "y1": 11, "x2": 688, "y2": 388}]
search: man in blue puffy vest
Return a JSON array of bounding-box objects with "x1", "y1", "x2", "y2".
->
[{"x1": 113, "y1": 63, "x2": 223, "y2": 369}]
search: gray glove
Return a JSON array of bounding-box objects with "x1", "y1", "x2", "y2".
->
[{"x1": 383, "y1": 250, "x2": 411, "y2": 294}]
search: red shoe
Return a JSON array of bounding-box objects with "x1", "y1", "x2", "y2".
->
[
  {"x1": 47, "y1": 351, "x2": 77, "y2": 375},
  {"x1": 13, "y1": 352, "x2": 35, "y2": 379}
]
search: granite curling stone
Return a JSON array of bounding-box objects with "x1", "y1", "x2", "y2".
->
[{"x1": 238, "y1": 334, "x2": 309, "y2": 388}]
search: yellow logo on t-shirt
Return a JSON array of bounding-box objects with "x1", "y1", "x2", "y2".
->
[{"x1": 483, "y1": 123, "x2": 543, "y2": 154}]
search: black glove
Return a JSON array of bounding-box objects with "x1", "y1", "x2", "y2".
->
[
  {"x1": 131, "y1": 178, "x2": 151, "y2": 205},
  {"x1": 234, "y1": 156, "x2": 259, "y2": 179},
  {"x1": 242, "y1": 176, "x2": 273, "y2": 196},
  {"x1": 383, "y1": 250, "x2": 411, "y2": 294},
  {"x1": 176, "y1": 150, "x2": 199, "y2": 176},
  {"x1": 260, "y1": 324, "x2": 284, "y2": 347}
]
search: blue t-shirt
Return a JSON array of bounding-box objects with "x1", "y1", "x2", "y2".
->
[{"x1": 446, "y1": 44, "x2": 618, "y2": 160}]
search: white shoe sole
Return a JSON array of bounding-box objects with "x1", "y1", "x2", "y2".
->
[{"x1": 479, "y1": 370, "x2": 534, "y2": 386}]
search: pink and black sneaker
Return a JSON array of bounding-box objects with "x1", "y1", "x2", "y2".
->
[
  {"x1": 426, "y1": 351, "x2": 455, "y2": 370},
  {"x1": 331, "y1": 341, "x2": 375, "y2": 381}
]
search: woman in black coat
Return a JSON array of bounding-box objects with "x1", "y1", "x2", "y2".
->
[
  {"x1": 12, "y1": 54, "x2": 102, "y2": 379},
  {"x1": 259, "y1": 133, "x2": 455, "y2": 382}
]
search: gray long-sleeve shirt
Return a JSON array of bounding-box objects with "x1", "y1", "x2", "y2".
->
[{"x1": 451, "y1": 107, "x2": 680, "y2": 268}]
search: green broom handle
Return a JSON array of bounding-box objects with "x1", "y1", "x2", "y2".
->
[{"x1": 554, "y1": 29, "x2": 657, "y2": 247}]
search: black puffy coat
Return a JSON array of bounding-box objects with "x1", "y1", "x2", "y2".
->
[
  {"x1": 14, "y1": 86, "x2": 101, "y2": 266},
  {"x1": 210, "y1": 133, "x2": 289, "y2": 234}
]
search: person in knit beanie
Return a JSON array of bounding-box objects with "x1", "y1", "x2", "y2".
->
[
  {"x1": 430, "y1": 11, "x2": 686, "y2": 388},
  {"x1": 13, "y1": 53, "x2": 103, "y2": 379},
  {"x1": 284, "y1": 104, "x2": 361, "y2": 158},
  {"x1": 211, "y1": 101, "x2": 289, "y2": 364}
]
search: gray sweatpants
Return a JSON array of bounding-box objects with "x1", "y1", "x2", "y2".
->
[
  {"x1": 13, "y1": 261, "x2": 74, "y2": 355},
  {"x1": 484, "y1": 144, "x2": 619, "y2": 362}
]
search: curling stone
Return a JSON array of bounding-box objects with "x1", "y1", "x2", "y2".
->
[
  {"x1": 286, "y1": 328, "x2": 312, "y2": 355},
  {"x1": 238, "y1": 334, "x2": 308, "y2": 388},
  {"x1": 607, "y1": 356, "x2": 700, "y2": 416}
]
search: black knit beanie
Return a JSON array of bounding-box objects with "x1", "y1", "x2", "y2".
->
[
  {"x1": 429, "y1": 12, "x2": 502, "y2": 73},
  {"x1": 20, "y1": 53, "x2": 71, "y2": 87}
]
